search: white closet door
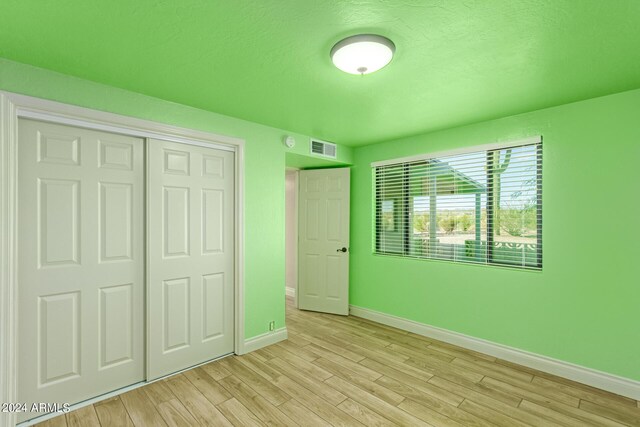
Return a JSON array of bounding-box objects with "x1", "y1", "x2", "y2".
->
[
  {"x1": 17, "y1": 119, "x2": 144, "y2": 422},
  {"x1": 147, "y1": 139, "x2": 235, "y2": 380}
]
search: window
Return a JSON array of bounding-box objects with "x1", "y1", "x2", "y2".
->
[{"x1": 374, "y1": 138, "x2": 542, "y2": 270}]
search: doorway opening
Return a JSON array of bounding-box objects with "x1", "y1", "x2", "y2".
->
[
  {"x1": 285, "y1": 169, "x2": 299, "y2": 308},
  {"x1": 284, "y1": 165, "x2": 351, "y2": 318}
]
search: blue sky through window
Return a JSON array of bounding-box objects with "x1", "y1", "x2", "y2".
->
[{"x1": 412, "y1": 145, "x2": 537, "y2": 212}]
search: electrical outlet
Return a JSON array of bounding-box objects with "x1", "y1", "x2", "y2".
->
[{"x1": 269, "y1": 321, "x2": 275, "y2": 332}]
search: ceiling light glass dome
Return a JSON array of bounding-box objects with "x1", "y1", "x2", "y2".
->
[{"x1": 331, "y1": 34, "x2": 395, "y2": 75}]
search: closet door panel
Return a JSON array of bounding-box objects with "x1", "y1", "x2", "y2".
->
[
  {"x1": 17, "y1": 119, "x2": 144, "y2": 422},
  {"x1": 147, "y1": 139, "x2": 234, "y2": 380}
]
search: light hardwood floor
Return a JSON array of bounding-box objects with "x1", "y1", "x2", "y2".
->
[{"x1": 36, "y1": 297, "x2": 640, "y2": 426}]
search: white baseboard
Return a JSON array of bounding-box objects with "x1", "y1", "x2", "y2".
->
[
  {"x1": 285, "y1": 287, "x2": 296, "y2": 297},
  {"x1": 243, "y1": 327, "x2": 288, "y2": 354},
  {"x1": 349, "y1": 305, "x2": 640, "y2": 400}
]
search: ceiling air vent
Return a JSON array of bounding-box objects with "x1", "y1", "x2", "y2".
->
[{"x1": 310, "y1": 139, "x2": 337, "y2": 159}]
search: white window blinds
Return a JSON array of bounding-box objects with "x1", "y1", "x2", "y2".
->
[{"x1": 374, "y1": 139, "x2": 542, "y2": 270}]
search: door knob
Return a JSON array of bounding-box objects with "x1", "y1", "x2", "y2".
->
[{"x1": 337, "y1": 247, "x2": 348, "y2": 253}]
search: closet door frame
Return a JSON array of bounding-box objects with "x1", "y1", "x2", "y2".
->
[{"x1": 0, "y1": 91, "x2": 246, "y2": 427}]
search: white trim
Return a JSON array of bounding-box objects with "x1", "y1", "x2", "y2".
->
[
  {"x1": 370, "y1": 135, "x2": 542, "y2": 167},
  {"x1": 0, "y1": 93, "x2": 19, "y2": 427},
  {"x1": 0, "y1": 90, "x2": 246, "y2": 427},
  {"x1": 234, "y1": 134, "x2": 246, "y2": 355},
  {"x1": 349, "y1": 305, "x2": 640, "y2": 400},
  {"x1": 243, "y1": 327, "x2": 288, "y2": 353},
  {"x1": 10, "y1": 92, "x2": 243, "y2": 146},
  {"x1": 292, "y1": 170, "x2": 299, "y2": 308},
  {"x1": 18, "y1": 109, "x2": 236, "y2": 152},
  {"x1": 285, "y1": 169, "x2": 299, "y2": 308}
]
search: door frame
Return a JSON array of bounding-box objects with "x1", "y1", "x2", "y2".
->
[
  {"x1": 0, "y1": 91, "x2": 246, "y2": 427},
  {"x1": 285, "y1": 168, "x2": 299, "y2": 308}
]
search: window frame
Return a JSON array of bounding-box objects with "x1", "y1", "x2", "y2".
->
[{"x1": 373, "y1": 137, "x2": 542, "y2": 270}]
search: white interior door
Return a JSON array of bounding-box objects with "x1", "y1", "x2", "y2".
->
[
  {"x1": 298, "y1": 168, "x2": 350, "y2": 315},
  {"x1": 17, "y1": 119, "x2": 144, "y2": 422},
  {"x1": 147, "y1": 139, "x2": 235, "y2": 380}
]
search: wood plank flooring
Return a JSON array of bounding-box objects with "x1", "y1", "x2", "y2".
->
[{"x1": 36, "y1": 297, "x2": 640, "y2": 426}]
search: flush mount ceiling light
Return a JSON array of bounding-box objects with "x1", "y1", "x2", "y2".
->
[{"x1": 331, "y1": 34, "x2": 395, "y2": 75}]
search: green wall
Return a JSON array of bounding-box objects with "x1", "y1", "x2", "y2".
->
[
  {"x1": 350, "y1": 88, "x2": 640, "y2": 381},
  {"x1": 0, "y1": 58, "x2": 352, "y2": 340},
  {"x1": 3, "y1": 56, "x2": 637, "y2": 381}
]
